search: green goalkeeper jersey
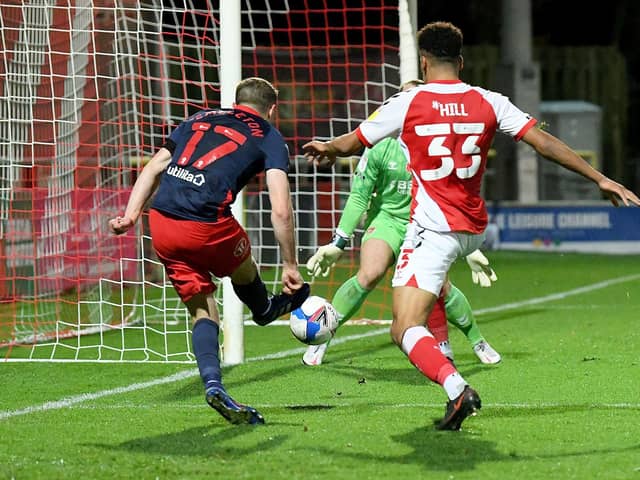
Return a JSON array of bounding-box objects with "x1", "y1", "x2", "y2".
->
[{"x1": 337, "y1": 137, "x2": 411, "y2": 237}]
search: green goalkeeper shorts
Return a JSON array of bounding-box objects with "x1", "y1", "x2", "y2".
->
[{"x1": 361, "y1": 211, "x2": 408, "y2": 260}]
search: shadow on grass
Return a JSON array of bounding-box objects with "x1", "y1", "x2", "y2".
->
[
  {"x1": 392, "y1": 427, "x2": 640, "y2": 472},
  {"x1": 89, "y1": 426, "x2": 289, "y2": 457},
  {"x1": 90, "y1": 412, "x2": 640, "y2": 468},
  {"x1": 392, "y1": 427, "x2": 514, "y2": 471},
  {"x1": 285, "y1": 404, "x2": 335, "y2": 411},
  {"x1": 317, "y1": 424, "x2": 640, "y2": 473}
]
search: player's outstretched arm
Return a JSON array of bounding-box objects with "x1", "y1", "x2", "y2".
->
[
  {"x1": 303, "y1": 131, "x2": 364, "y2": 167},
  {"x1": 109, "y1": 147, "x2": 172, "y2": 235},
  {"x1": 465, "y1": 249, "x2": 497, "y2": 287},
  {"x1": 522, "y1": 127, "x2": 640, "y2": 207}
]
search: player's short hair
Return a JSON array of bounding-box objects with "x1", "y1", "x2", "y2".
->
[
  {"x1": 417, "y1": 21, "x2": 463, "y2": 64},
  {"x1": 235, "y1": 77, "x2": 278, "y2": 115},
  {"x1": 399, "y1": 79, "x2": 424, "y2": 92}
]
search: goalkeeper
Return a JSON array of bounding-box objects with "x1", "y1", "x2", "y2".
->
[{"x1": 304, "y1": 79, "x2": 500, "y2": 367}]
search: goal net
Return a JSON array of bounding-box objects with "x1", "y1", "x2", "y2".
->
[{"x1": 0, "y1": 0, "x2": 404, "y2": 362}]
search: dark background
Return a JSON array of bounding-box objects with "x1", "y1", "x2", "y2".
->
[{"x1": 417, "y1": 0, "x2": 640, "y2": 179}]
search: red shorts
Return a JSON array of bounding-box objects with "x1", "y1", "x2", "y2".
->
[{"x1": 149, "y1": 209, "x2": 251, "y2": 302}]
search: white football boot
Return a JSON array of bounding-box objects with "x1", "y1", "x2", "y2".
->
[
  {"x1": 302, "y1": 342, "x2": 329, "y2": 366},
  {"x1": 472, "y1": 340, "x2": 502, "y2": 364}
]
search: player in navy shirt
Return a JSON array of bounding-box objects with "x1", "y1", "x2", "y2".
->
[
  {"x1": 109, "y1": 77, "x2": 310, "y2": 425},
  {"x1": 152, "y1": 101, "x2": 291, "y2": 222}
]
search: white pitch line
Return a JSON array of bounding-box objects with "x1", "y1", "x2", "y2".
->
[
  {"x1": 1, "y1": 274, "x2": 639, "y2": 421},
  {"x1": 0, "y1": 370, "x2": 199, "y2": 420},
  {"x1": 473, "y1": 273, "x2": 640, "y2": 316}
]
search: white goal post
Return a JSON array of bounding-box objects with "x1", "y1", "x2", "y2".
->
[{"x1": 219, "y1": 1, "x2": 244, "y2": 365}]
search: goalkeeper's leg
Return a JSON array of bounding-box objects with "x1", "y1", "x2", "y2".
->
[
  {"x1": 302, "y1": 237, "x2": 395, "y2": 366},
  {"x1": 443, "y1": 281, "x2": 501, "y2": 364}
]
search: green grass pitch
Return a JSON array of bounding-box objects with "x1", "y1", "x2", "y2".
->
[{"x1": 1, "y1": 251, "x2": 639, "y2": 479}]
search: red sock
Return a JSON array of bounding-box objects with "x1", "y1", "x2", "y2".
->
[
  {"x1": 426, "y1": 295, "x2": 448, "y2": 344},
  {"x1": 402, "y1": 326, "x2": 457, "y2": 385}
]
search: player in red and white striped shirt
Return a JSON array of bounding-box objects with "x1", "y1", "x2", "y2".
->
[{"x1": 304, "y1": 21, "x2": 640, "y2": 431}]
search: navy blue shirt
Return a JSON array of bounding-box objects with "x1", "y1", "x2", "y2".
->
[{"x1": 151, "y1": 106, "x2": 290, "y2": 222}]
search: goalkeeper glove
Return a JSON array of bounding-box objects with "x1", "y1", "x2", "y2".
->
[
  {"x1": 306, "y1": 232, "x2": 349, "y2": 278},
  {"x1": 465, "y1": 249, "x2": 498, "y2": 287}
]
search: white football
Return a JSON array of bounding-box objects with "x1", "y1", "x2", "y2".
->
[{"x1": 289, "y1": 295, "x2": 339, "y2": 345}]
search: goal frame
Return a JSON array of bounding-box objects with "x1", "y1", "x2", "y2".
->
[{"x1": 0, "y1": 0, "x2": 418, "y2": 363}]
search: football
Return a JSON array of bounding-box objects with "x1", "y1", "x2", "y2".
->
[{"x1": 289, "y1": 295, "x2": 339, "y2": 345}]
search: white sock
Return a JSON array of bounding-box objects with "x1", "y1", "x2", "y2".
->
[{"x1": 442, "y1": 372, "x2": 467, "y2": 400}]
